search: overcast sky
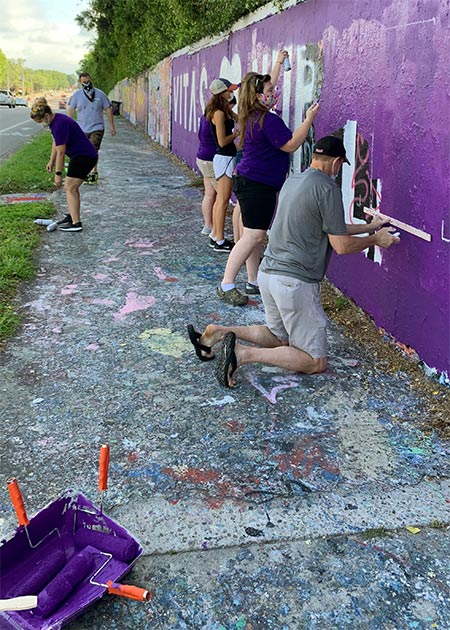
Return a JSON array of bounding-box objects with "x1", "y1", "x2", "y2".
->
[{"x1": 2, "y1": 0, "x2": 92, "y2": 75}]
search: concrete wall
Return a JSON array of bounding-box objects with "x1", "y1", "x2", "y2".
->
[{"x1": 110, "y1": 0, "x2": 450, "y2": 377}]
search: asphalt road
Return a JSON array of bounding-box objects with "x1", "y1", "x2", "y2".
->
[{"x1": 0, "y1": 105, "x2": 44, "y2": 163}]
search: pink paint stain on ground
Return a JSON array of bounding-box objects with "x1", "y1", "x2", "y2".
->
[
  {"x1": 247, "y1": 373, "x2": 300, "y2": 404},
  {"x1": 86, "y1": 343, "x2": 100, "y2": 351},
  {"x1": 104, "y1": 257, "x2": 120, "y2": 263},
  {"x1": 61, "y1": 284, "x2": 78, "y2": 295},
  {"x1": 153, "y1": 266, "x2": 177, "y2": 282},
  {"x1": 93, "y1": 273, "x2": 108, "y2": 280},
  {"x1": 114, "y1": 291, "x2": 156, "y2": 321},
  {"x1": 126, "y1": 240, "x2": 155, "y2": 249}
]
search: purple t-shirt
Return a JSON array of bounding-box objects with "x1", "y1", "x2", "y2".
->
[
  {"x1": 236, "y1": 111, "x2": 292, "y2": 190},
  {"x1": 196, "y1": 115, "x2": 217, "y2": 161},
  {"x1": 49, "y1": 114, "x2": 98, "y2": 159}
]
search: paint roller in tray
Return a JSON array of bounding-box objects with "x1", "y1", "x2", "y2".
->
[
  {"x1": 4, "y1": 444, "x2": 151, "y2": 622},
  {"x1": 6, "y1": 477, "x2": 67, "y2": 597}
]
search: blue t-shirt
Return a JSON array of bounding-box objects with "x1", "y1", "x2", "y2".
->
[
  {"x1": 236, "y1": 111, "x2": 292, "y2": 190},
  {"x1": 49, "y1": 114, "x2": 98, "y2": 159},
  {"x1": 196, "y1": 115, "x2": 217, "y2": 161},
  {"x1": 68, "y1": 88, "x2": 111, "y2": 133}
]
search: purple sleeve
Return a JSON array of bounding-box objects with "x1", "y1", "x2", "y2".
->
[
  {"x1": 52, "y1": 117, "x2": 69, "y2": 147},
  {"x1": 263, "y1": 113, "x2": 293, "y2": 148}
]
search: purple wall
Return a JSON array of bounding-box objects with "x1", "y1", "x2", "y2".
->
[{"x1": 117, "y1": 0, "x2": 450, "y2": 376}]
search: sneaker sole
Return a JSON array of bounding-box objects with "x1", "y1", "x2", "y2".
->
[{"x1": 58, "y1": 227, "x2": 83, "y2": 232}]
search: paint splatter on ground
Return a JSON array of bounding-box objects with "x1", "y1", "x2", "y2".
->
[{"x1": 0, "y1": 119, "x2": 449, "y2": 629}]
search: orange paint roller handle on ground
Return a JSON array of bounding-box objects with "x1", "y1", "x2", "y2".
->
[
  {"x1": 7, "y1": 477, "x2": 30, "y2": 527},
  {"x1": 98, "y1": 444, "x2": 110, "y2": 491},
  {"x1": 106, "y1": 581, "x2": 151, "y2": 601}
]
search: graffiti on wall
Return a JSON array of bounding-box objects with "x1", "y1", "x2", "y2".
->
[
  {"x1": 172, "y1": 41, "x2": 323, "y2": 162},
  {"x1": 148, "y1": 59, "x2": 171, "y2": 148},
  {"x1": 338, "y1": 121, "x2": 383, "y2": 264}
]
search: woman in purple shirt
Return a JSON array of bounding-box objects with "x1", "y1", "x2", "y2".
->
[
  {"x1": 217, "y1": 73, "x2": 320, "y2": 305},
  {"x1": 30, "y1": 98, "x2": 98, "y2": 232},
  {"x1": 196, "y1": 113, "x2": 219, "y2": 236}
]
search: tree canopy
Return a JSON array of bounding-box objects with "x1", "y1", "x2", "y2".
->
[
  {"x1": 0, "y1": 51, "x2": 75, "y2": 93},
  {"x1": 76, "y1": 0, "x2": 276, "y2": 92}
]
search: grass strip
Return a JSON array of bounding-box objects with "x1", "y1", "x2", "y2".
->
[
  {"x1": 0, "y1": 201, "x2": 55, "y2": 345},
  {"x1": 0, "y1": 131, "x2": 56, "y2": 194}
]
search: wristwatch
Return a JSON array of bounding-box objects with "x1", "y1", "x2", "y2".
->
[{"x1": 55, "y1": 171, "x2": 62, "y2": 176}]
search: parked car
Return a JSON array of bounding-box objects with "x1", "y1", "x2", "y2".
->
[
  {"x1": 15, "y1": 97, "x2": 28, "y2": 107},
  {"x1": 0, "y1": 89, "x2": 16, "y2": 108}
]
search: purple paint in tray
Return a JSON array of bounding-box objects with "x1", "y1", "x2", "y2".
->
[{"x1": 0, "y1": 490, "x2": 143, "y2": 629}]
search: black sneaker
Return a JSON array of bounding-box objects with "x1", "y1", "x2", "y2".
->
[
  {"x1": 59, "y1": 221, "x2": 83, "y2": 232},
  {"x1": 245, "y1": 282, "x2": 260, "y2": 295},
  {"x1": 214, "y1": 239, "x2": 234, "y2": 252},
  {"x1": 56, "y1": 214, "x2": 72, "y2": 226},
  {"x1": 208, "y1": 238, "x2": 217, "y2": 248}
]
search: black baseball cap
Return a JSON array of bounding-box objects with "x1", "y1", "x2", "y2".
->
[{"x1": 314, "y1": 136, "x2": 350, "y2": 164}]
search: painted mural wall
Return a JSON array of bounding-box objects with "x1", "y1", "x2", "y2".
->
[{"x1": 110, "y1": 0, "x2": 450, "y2": 377}]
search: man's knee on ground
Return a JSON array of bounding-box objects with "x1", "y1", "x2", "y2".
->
[{"x1": 305, "y1": 356, "x2": 327, "y2": 374}]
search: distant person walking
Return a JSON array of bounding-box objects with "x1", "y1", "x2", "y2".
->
[
  {"x1": 67, "y1": 73, "x2": 116, "y2": 183},
  {"x1": 30, "y1": 98, "x2": 98, "y2": 232}
]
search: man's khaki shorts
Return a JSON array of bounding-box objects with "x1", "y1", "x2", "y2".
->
[
  {"x1": 86, "y1": 129, "x2": 105, "y2": 151},
  {"x1": 258, "y1": 270, "x2": 328, "y2": 359}
]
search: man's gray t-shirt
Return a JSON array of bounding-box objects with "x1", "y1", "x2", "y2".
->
[
  {"x1": 260, "y1": 168, "x2": 348, "y2": 283},
  {"x1": 68, "y1": 89, "x2": 111, "y2": 133}
]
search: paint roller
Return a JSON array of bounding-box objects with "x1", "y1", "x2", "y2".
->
[
  {"x1": 35, "y1": 548, "x2": 94, "y2": 618},
  {"x1": 88, "y1": 550, "x2": 151, "y2": 602},
  {"x1": 0, "y1": 596, "x2": 37, "y2": 612},
  {"x1": 74, "y1": 528, "x2": 138, "y2": 563},
  {"x1": 6, "y1": 477, "x2": 66, "y2": 597},
  {"x1": 98, "y1": 443, "x2": 109, "y2": 515}
]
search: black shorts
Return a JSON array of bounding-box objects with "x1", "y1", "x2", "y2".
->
[
  {"x1": 67, "y1": 155, "x2": 98, "y2": 180},
  {"x1": 233, "y1": 174, "x2": 278, "y2": 230}
]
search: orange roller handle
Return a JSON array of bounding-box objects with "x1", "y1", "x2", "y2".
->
[
  {"x1": 98, "y1": 444, "x2": 110, "y2": 491},
  {"x1": 106, "y1": 581, "x2": 151, "y2": 601},
  {"x1": 7, "y1": 477, "x2": 30, "y2": 527}
]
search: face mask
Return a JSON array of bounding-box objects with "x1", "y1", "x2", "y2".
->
[
  {"x1": 228, "y1": 95, "x2": 237, "y2": 106},
  {"x1": 42, "y1": 122, "x2": 49, "y2": 129},
  {"x1": 259, "y1": 92, "x2": 278, "y2": 110},
  {"x1": 82, "y1": 81, "x2": 93, "y2": 90}
]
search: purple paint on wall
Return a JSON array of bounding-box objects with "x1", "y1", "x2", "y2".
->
[{"x1": 169, "y1": 0, "x2": 450, "y2": 375}]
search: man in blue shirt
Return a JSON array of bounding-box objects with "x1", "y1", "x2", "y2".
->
[{"x1": 68, "y1": 73, "x2": 116, "y2": 183}]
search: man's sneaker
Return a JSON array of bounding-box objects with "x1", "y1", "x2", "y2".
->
[
  {"x1": 208, "y1": 238, "x2": 217, "y2": 248},
  {"x1": 245, "y1": 282, "x2": 260, "y2": 295},
  {"x1": 217, "y1": 286, "x2": 248, "y2": 306},
  {"x1": 56, "y1": 213, "x2": 72, "y2": 226},
  {"x1": 201, "y1": 226, "x2": 212, "y2": 236},
  {"x1": 59, "y1": 221, "x2": 83, "y2": 232},
  {"x1": 214, "y1": 239, "x2": 234, "y2": 252},
  {"x1": 90, "y1": 172, "x2": 99, "y2": 183}
]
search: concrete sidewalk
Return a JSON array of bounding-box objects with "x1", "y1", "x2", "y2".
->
[{"x1": 0, "y1": 118, "x2": 449, "y2": 630}]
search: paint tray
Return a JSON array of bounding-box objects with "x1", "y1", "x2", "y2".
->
[{"x1": 0, "y1": 489, "x2": 144, "y2": 630}]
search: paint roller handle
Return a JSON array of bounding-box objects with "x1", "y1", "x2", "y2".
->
[
  {"x1": 7, "y1": 477, "x2": 30, "y2": 527},
  {"x1": 106, "y1": 580, "x2": 151, "y2": 601},
  {"x1": 98, "y1": 444, "x2": 110, "y2": 491}
]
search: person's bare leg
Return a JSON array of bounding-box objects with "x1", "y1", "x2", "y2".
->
[
  {"x1": 212, "y1": 176, "x2": 233, "y2": 242},
  {"x1": 232, "y1": 202, "x2": 242, "y2": 243},
  {"x1": 201, "y1": 323, "x2": 283, "y2": 350},
  {"x1": 245, "y1": 243, "x2": 262, "y2": 285},
  {"x1": 202, "y1": 177, "x2": 216, "y2": 231},
  {"x1": 222, "y1": 228, "x2": 266, "y2": 285},
  {"x1": 64, "y1": 177, "x2": 83, "y2": 223},
  {"x1": 235, "y1": 343, "x2": 327, "y2": 375}
]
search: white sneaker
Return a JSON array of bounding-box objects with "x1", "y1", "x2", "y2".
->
[{"x1": 201, "y1": 226, "x2": 212, "y2": 236}]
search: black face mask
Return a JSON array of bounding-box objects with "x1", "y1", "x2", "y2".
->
[
  {"x1": 81, "y1": 81, "x2": 93, "y2": 91},
  {"x1": 229, "y1": 95, "x2": 237, "y2": 106}
]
